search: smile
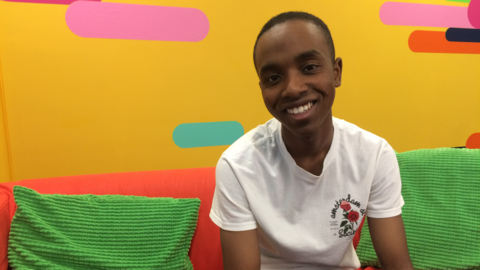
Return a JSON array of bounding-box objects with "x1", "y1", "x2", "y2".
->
[{"x1": 287, "y1": 102, "x2": 313, "y2": 115}]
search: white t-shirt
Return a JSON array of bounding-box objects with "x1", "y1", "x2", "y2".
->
[{"x1": 210, "y1": 117, "x2": 404, "y2": 270}]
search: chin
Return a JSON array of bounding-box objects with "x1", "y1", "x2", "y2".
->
[{"x1": 282, "y1": 123, "x2": 318, "y2": 138}]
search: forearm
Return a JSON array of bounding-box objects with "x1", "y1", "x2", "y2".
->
[
  {"x1": 368, "y1": 215, "x2": 413, "y2": 270},
  {"x1": 220, "y1": 228, "x2": 260, "y2": 270},
  {"x1": 380, "y1": 261, "x2": 414, "y2": 270}
]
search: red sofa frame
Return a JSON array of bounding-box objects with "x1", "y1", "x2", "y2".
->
[{"x1": 0, "y1": 167, "x2": 223, "y2": 270}]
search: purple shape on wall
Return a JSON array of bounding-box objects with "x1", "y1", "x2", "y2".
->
[
  {"x1": 65, "y1": 2, "x2": 210, "y2": 42},
  {"x1": 446, "y1": 28, "x2": 480, "y2": 42}
]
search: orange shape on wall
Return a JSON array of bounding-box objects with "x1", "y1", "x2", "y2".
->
[
  {"x1": 409, "y1": 30, "x2": 480, "y2": 54},
  {"x1": 466, "y1": 133, "x2": 480, "y2": 149}
]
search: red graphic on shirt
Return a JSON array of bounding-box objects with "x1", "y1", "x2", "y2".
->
[
  {"x1": 347, "y1": 211, "x2": 359, "y2": 222},
  {"x1": 330, "y1": 194, "x2": 365, "y2": 239},
  {"x1": 339, "y1": 202, "x2": 359, "y2": 237},
  {"x1": 340, "y1": 201, "x2": 351, "y2": 211}
]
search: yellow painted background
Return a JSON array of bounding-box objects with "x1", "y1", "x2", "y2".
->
[{"x1": 0, "y1": 0, "x2": 479, "y2": 182}]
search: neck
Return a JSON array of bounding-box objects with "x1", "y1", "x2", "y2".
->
[{"x1": 281, "y1": 116, "x2": 334, "y2": 160}]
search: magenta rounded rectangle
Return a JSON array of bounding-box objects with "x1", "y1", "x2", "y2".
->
[
  {"x1": 65, "y1": 2, "x2": 209, "y2": 42},
  {"x1": 469, "y1": 0, "x2": 480, "y2": 28},
  {"x1": 380, "y1": 2, "x2": 473, "y2": 28}
]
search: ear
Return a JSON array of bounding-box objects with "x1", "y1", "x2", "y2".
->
[{"x1": 333, "y1": 57, "x2": 343, "y2": 87}]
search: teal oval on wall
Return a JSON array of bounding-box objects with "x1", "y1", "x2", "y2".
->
[{"x1": 173, "y1": 121, "x2": 244, "y2": 148}]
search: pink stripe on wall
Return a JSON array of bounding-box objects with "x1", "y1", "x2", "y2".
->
[
  {"x1": 380, "y1": 2, "x2": 473, "y2": 28},
  {"x1": 3, "y1": 0, "x2": 98, "y2": 5},
  {"x1": 66, "y1": 2, "x2": 209, "y2": 42}
]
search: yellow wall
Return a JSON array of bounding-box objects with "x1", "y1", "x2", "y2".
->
[
  {"x1": 0, "y1": 0, "x2": 479, "y2": 182},
  {"x1": 0, "y1": 55, "x2": 13, "y2": 183}
]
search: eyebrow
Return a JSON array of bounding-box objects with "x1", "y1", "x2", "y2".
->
[
  {"x1": 295, "y1": 50, "x2": 322, "y2": 60},
  {"x1": 259, "y1": 63, "x2": 280, "y2": 76},
  {"x1": 259, "y1": 50, "x2": 322, "y2": 76}
]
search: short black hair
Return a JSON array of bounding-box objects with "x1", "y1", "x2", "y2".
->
[{"x1": 253, "y1": 11, "x2": 336, "y2": 66}]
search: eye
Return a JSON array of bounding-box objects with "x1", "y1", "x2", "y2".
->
[
  {"x1": 266, "y1": 74, "x2": 281, "y2": 83},
  {"x1": 303, "y1": 64, "x2": 318, "y2": 72}
]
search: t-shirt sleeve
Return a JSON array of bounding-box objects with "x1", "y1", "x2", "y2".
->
[
  {"x1": 209, "y1": 157, "x2": 258, "y2": 231},
  {"x1": 366, "y1": 142, "x2": 405, "y2": 218}
]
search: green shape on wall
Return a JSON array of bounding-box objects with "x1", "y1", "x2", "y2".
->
[
  {"x1": 446, "y1": 0, "x2": 470, "y2": 3},
  {"x1": 173, "y1": 121, "x2": 244, "y2": 148}
]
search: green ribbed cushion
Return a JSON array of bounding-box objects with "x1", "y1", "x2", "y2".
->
[
  {"x1": 356, "y1": 148, "x2": 480, "y2": 269},
  {"x1": 8, "y1": 186, "x2": 200, "y2": 270}
]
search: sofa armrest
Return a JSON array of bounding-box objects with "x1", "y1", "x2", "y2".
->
[{"x1": 0, "y1": 190, "x2": 11, "y2": 270}]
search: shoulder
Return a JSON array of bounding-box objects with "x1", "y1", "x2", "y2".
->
[
  {"x1": 220, "y1": 118, "x2": 281, "y2": 162},
  {"x1": 333, "y1": 117, "x2": 394, "y2": 161},
  {"x1": 334, "y1": 117, "x2": 389, "y2": 147}
]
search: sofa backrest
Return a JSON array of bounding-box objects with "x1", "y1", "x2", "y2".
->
[
  {"x1": 356, "y1": 148, "x2": 480, "y2": 269},
  {"x1": 0, "y1": 167, "x2": 223, "y2": 270}
]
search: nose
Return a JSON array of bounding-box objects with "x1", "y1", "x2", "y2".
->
[{"x1": 282, "y1": 71, "x2": 308, "y2": 99}]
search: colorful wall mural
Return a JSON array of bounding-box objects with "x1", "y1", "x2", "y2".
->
[
  {"x1": 0, "y1": 0, "x2": 479, "y2": 183},
  {"x1": 379, "y1": 1, "x2": 480, "y2": 53}
]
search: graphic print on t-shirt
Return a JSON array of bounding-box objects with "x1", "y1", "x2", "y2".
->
[{"x1": 330, "y1": 194, "x2": 366, "y2": 239}]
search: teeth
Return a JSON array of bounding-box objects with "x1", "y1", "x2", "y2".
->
[{"x1": 287, "y1": 102, "x2": 313, "y2": 115}]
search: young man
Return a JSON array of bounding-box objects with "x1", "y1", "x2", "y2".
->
[{"x1": 210, "y1": 12, "x2": 413, "y2": 270}]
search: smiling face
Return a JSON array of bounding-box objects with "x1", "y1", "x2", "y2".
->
[{"x1": 255, "y1": 20, "x2": 342, "y2": 140}]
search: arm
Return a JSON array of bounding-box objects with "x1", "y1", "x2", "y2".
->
[
  {"x1": 367, "y1": 215, "x2": 413, "y2": 270},
  {"x1": 220, "y1": 229, "x2": 260, "y2": 270},
  {"x1": 211, "y1": 159, "x2": 260, "y2": 270}
]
